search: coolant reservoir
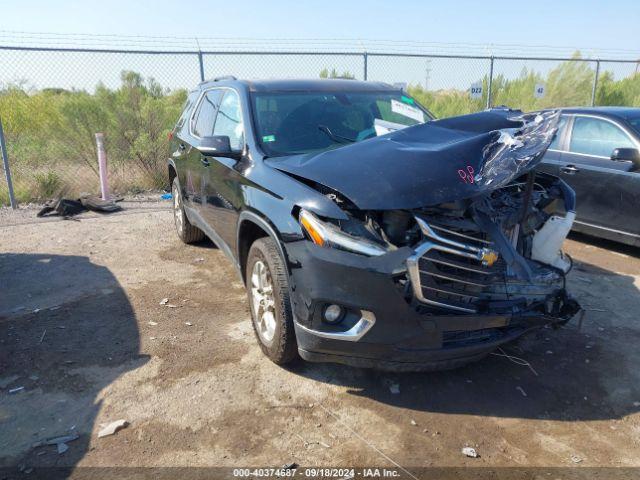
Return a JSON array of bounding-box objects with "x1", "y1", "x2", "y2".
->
[{"x1": 531, "y1": 212, "x2": 576, "y2": 273}]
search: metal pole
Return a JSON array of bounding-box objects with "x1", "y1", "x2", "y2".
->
[
  {"x1": 591, "y1": 60, "x2": 600, "y2": 107},
  {"x1": 363, "y1": 52, "x2": 368, "y2": 81},
  {"x1": 0, "y1": 117, "x2": 17, "y2": 209},
  {"x1": 95, "y1": 133, "x2": 110, "y2": 201},
  {"x1": 486, "y1": 56, "x2": 495, "y2": 109},
  {"x1": 198, "y1": 51, "x2": 205, "y2": 82}
]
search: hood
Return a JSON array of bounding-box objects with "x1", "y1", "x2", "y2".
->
[{"x1": 266, "y1": 110, "x2": 560, "y2": 211}]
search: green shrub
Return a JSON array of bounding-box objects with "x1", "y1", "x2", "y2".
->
[
  {"x1": 1, "y1": 56, "x2": 639, "y2": 206},
  {"x1": 34, "y1": 171, "x2": 63, "y2": 199},
  {"x1": 0, "y1": 71, "x2": 187, "y2": 205}
]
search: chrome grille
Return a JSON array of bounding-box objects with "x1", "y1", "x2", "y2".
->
[{"x1": 407, "y1": 218, "x2": 502, "y2": 313}]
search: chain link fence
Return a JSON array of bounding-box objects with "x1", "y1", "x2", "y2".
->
[{"x1": 1, "y1": 46, "x2": 639, "y2": 206}]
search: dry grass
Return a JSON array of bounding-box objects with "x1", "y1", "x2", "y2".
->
[{"x1": 1, "y1": 161, "x2": 166, "y2": 205}]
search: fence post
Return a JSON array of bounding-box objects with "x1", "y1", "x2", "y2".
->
[
  {"x1": 363, "y1": 52, "x2": 368, "y2": 81},
  {"x1": 198, "y1": 51, "x2": 205, "y2": 82},
  {"x1": 0, "y1": 117, "x2": 17, "y2": 209},
  {"x1": 486, "y1": 56, "x2": 495, "y2": 109},
  {"x1": 95, "y1": 133, "x2": 110, "y2": 201},
  {"x1": 591, "y1": 60, "x2": 600, "y2": 107}
]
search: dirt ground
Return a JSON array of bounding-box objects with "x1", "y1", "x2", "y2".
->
[{"x1": 1, "y1": 201, "x2": 640, "y2": 479}]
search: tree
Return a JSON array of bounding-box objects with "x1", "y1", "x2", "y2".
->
[{"x1": 319, "y1": 68, "x2": 355, "y2": 79}]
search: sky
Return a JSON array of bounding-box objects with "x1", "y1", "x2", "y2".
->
[
  {"x1": 0, "y1": 0, "x2": 638, "y2": 92},
  {"x1": 1, "y1": 0, "x2": 638, "y2": 55}
]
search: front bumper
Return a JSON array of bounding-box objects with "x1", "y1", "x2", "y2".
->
[{"x1": 285, "y1": 240, "x2": 579, "y2": 371}]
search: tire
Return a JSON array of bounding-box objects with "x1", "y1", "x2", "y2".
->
[
  {"x1": 246, "y1": 237, "x2": 298, "y2": 365},
  {"x1": 172, "y1": 178, "x2": 204, "y2": 244}
]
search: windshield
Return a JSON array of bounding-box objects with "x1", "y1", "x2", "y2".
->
[{"x1": 251, "y1": 91, "x2": 432, "y2": 156}]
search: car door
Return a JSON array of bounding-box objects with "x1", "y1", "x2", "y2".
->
[
  {"x1": 171, "y1": 90, "x2": 200, "y2": 204},
  {"x1": 201, "y1": 89, "x2": 246, "y2": 248},
  {"x1": 187, "y1": 89, "x2": 224, "y2": 211},
  {"x1": 559, "y1": 114, "x2": 640, "y2": 235}
]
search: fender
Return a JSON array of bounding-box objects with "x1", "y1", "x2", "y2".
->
[
  {"x1": 167, "y1": 158, "x2": 178, "y2": 178},
  {"x1": 237, "y1": 210, "x2": 290, "y2": 280},
  {"x1": 167, "y1": 158, "x2": 180, "y2": 194}
]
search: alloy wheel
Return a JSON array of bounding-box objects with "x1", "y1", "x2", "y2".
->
[
  {"x1": 173, "y1": 184, "x2": 183, "y2": 235},
  {"x1": 250, "y1": 260, "x2": 276, "y2": 344}
]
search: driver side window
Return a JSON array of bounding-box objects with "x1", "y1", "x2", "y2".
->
[{"x1": 213, "y1": 90, "x2": 244, "y2": 151}]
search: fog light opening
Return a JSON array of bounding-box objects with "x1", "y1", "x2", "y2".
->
[{"x1": 323, "y1": 304, "x2": 344, "y2": 324}]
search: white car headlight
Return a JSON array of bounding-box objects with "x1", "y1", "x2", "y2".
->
[{"x1": 299, "y1": 209, "x2": 388, "y2": 257}]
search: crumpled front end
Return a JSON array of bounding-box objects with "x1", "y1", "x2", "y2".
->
[
  {"x1": 285, "y1": 109, "x2": 581, "y2": 370},
  {"x1": 400, "y1": 109, "x2": 579, "y2": 320},
  {"x1": 405, "y1": 174, "x2": 580, "y2": 321}
]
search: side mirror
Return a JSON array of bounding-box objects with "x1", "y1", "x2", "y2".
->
[
  {"x1": 611, "y1": 147, "x2": 640, "y2": 170},
  {"x1": 197, "y1": 136, "x2": 240, "y2": 159}
]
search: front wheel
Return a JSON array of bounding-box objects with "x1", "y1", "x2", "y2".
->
[
  {"x1": 172, "y1": 178, "x2": 204, "y2": 244},
  {"x1": 246, "y1": 237, "x2": 298, "y2": 365}
]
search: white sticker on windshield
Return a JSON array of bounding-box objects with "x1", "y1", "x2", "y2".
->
[
  {"x1": 374, "y1": 118, "x2": 409, "y2": 136},
  {"x1": 390, "y1": 99, "x2": 425, "y2": 123}
]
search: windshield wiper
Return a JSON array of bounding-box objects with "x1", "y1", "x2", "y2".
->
[{"x1": 318, "y1": 125, "x2": 355, "y2": 144}]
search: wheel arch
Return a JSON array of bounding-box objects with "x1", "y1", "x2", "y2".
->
[
  {"x1": 168, "y1": 160, "x2": 178, "y2": 188},
  {"x1": 237, "y1": 211, "x2": 289, "y2": 286}
]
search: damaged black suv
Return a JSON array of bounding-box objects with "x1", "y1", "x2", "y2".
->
[{"x1": 168, "y1": 77, "x2": 580, "y2": 370}]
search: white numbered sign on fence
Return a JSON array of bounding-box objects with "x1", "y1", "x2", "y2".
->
[
  {"x1": 470, "y1": 82, "x2": 483, "y2": 99},
  {"x1": 534, "y1": 83, "x2": 546, "y2": 99}
]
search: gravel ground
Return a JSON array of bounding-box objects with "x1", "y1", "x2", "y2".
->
[{"x1": 1, "y1": 202, "x2": 640, "y2": 478}]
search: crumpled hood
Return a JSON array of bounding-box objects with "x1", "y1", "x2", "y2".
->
[{"x1": 266, "y1": 110, "x2": 560, "y2": 211}]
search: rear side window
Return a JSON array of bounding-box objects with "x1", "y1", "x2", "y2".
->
[
  {"x1": 569, "y1": 116, "x2": 635, "y2": 157},
  {"x1": 175, "y1": 92, "x2": 199, "y2": 133},
  {"x1": 192, "y1": 90, "x2": 223, "y2": 138}
]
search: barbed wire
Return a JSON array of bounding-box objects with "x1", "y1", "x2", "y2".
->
[{"x1": 0, "y1": 30, "x2": 639, "y2": 60}]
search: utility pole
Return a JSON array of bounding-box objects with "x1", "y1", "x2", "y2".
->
[
  {"x1": 591, "y1": 60, "x2": 600, "y2": 107},
  {"x1": 424, "y1": 59, "x2": 431, "y2": 90},
  {"x1": 486, "y1": 57, "x2": 495, "y2": 109}
]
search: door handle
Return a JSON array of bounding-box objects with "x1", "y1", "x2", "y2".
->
[
  {"x1": 200, "y1": 158, "x2": 210, "y2": 167},
  {"x1": 561, "y1": 165, "x2": 580, "y2": 175}
]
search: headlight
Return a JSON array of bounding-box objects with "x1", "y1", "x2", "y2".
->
[{"x1": 299, "y1": 209, "x2": 388, "y2": 257}]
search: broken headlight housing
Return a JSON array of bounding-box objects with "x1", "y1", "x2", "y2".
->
[{"x1": 299, "y1": 209, "x2": 388, "y2": 257}]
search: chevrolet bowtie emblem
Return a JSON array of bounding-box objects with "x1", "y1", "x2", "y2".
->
[{"x1": 480, "y1": 249, "x2": 499, "y2": 267}]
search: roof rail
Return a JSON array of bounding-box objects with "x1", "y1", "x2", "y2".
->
[
  {"x1": 213, "y1": 75, "x2": 237, "y2": 82},
  {"x1": 198, "y1": 75, "x2": 237, "y2": 86}
]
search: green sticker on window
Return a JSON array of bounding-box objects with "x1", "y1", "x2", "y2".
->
[
  {"x1": 262, "y1": 134, "x2": 276, "y2": 143},
  {"x1": 401, "y1": 95, "x2": 414, "y2": 105}
]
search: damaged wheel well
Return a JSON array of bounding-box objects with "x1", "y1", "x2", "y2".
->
[{"x1": 168, "y1": 164, "x2": 177, "y2": 190}]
